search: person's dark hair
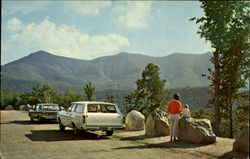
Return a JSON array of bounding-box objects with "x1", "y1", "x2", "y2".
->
[{"x1": 173, "y1": 93, "x2": 180, "y2": 100}]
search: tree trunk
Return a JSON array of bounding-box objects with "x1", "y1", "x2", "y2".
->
[
  {"x1": 229, "y1": 103, "x2": 233, "y2": 138},
  {"x1": 214, "y1": 50, "x2": 221, "y2": 136}
]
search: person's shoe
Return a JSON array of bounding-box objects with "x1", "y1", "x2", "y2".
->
[{"x1": 170, "y1": 137, "x2": 173, "y2": 142}]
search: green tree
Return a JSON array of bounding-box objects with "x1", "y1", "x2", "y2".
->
[
  {"x1": 192, "y1": 1, "x2": 250, "y2": 137},
  {"x1": 0, "y1": 90, "x2": 21, "y2": 110},
  {"x1": 105, "y1": 94, "x2": 116, "y2": 103},
  {"x1": 233, "y1": 92, "x2": 249, "y2": 137},
  {"x1": 31, "y1": 82, "x2": 59, "y2": 103},
  {"x1": 125, "y1": 63, "x2": 170, "y2": 116},
  {"x1": 58, "y1": 89, "x2": 82, "y2": 109},
  {"x1": 83, "y1": 82, "x2": 95, "y2": 101}
]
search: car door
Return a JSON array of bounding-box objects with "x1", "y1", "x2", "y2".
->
[
  {"x1": 60, "y1": 105, "x2": 72, "y2": 126},
  {"x1": 61, "y1": 104, "x2": 74, "y2": 127},
  {"x1": 72, "y1": 104, "x2": 84, "y2": 129},
  {"x1": 99, "y1": 104, "x2": 123, "y2": 126},
  {"x1": 86, "y1": 104, "x2": 103, "y2": 127},
  {"x1": 66, "y1": 104, "x2": 77, "y2": 128}
]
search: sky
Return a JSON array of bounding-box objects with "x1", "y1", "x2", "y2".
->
[{"x1": 1, "y1": 1, "x2": 211, "y2": 65}]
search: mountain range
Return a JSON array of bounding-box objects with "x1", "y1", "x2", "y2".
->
[{"x1": 1, "y1": 50, "x2": 212, "y2": 92}]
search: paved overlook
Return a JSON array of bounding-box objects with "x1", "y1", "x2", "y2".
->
[{"x1": 1, "y1": 111, "x2": 248, "y2": 159}]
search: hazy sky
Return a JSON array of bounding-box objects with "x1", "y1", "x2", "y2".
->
[{"x1": 2, "y1": 1, "x2": 211, "y2": 65}]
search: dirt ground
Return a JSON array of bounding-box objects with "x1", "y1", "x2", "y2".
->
[{"x1": 0, "y1": 110, "x2": 248, "y2": 159}]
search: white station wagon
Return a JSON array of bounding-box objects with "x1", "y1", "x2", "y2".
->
[{"x1": 57, "y1": 101, "x2": 124, "y2": 136}]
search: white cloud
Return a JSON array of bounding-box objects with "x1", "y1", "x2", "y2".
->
[
  {"x1": 61, "y1": 1, "x2": 111, "y2": 16},
  {"x1": 113, "y1": 1, "x2": 153, "y2": 29},
  {"x1": 2, "y1": 18, "x2": 130, "y2": 63},
  {"x1": 3, "y1": 1, "x2": 49, "y2": 16}
]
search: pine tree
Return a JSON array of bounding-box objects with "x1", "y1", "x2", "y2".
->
[{"x1": 125, "y1": 63, "x2": 170, "y2": 116}]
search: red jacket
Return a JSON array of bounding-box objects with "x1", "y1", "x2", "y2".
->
[{"x1": 167, "y1": 100, "x2": 182, "y2": 114}]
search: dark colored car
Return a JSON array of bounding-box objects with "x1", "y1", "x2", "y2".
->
[{"x1": 29, "y1": 103, "x2": 60, "y2": 122}]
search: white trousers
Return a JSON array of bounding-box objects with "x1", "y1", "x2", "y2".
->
[{"x1": 169, "y1": 114, "x2": 180, "y2": 137}]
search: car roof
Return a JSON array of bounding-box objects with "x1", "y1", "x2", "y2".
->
[
  {"x1": 72, "y1": 101, "x2": 115, "y2": 105},
  {"x1": 37, "y1": 103, "x2": 58, "y2": 105}
]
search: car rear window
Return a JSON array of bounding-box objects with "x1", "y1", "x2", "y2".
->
[
  {"x1": 42, "y1": 105, "x2": 59, "y2": 111},
  {"x1": 87, "y1": 104, "x2": 117, "y2": 113},
  {"x1": 100, "y1": 104, "x2": 117, "y2": 113}
]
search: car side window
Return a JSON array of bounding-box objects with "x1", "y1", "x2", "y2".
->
[
  {"x1": 36, "y1": 105, "x2": 42, "y2": 111},
  {"x1": 72, "y1": 104, "x2": 77, "y2": 112},
  {"x1": 75, "y1": 104, "x2": 83, "y2": 113},
  {"x1": 102, "y1": 105, "x2": 117, "y2": 113},
  {"x1": 87, "y1": 104, "x2": 99, "y2": 113}
]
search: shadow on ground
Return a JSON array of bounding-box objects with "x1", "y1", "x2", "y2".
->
[
  {"x1": 25, "y1": 130, "x2": 110, "y2": 142},
  {"x1": 218, "y1": 151, "x2": 249, "y2": 159},
  {"x1": 1, "y1": 120, "x2": 58, "y2": 125},
  {"x1": 115, "y1": 134, "x2": 208, "y2": 149}
]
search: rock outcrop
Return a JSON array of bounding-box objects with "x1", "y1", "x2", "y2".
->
[
  {"x1": 233, "y1": 125, "x2": 249, "y2": 153},
  {"x1": 177, "y1": 118, "x2": 216, "y2": 144},
  {"x1": 145, "y1": 108, "x2": 170, "y2": 136},
  {"x1": 125, "y1": 110, "x2": 145, "y2": 131}
]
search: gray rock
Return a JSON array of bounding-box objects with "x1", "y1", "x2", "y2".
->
[
  {"x1": 145, "y1": 108, "x2": 170, "y2": 136},
  {"x1": 125, "y1": 110, "x2": 145, "y2": 131},
  {"x1": 177, "y1": 118, "x2": 216, "y2": 144},
  {"x1": 233, "y1": 125, "x2": 249, "y2": 153}
]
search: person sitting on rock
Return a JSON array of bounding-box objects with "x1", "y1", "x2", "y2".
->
[
  {"x1": 167, "y1": 93, "x2": 182, "y2": 142},
  {"x1": 182, "y1": 104, "x2": 191, "y2": 118}
]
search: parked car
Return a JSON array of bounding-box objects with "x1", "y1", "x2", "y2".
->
[
  {"x1": 29, "y1": 103, "x2": 60, "y2": 122},
  {"x1": 57, "y1": 101, "x2": 124, "y2": 136}
]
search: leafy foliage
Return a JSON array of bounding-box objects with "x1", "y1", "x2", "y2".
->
[
  {"x1": 83, "y1": 82, "x2": 95, "y2": 101},
  {"x1": 31, "y1": 82, "x2": 59, "y2": 103},
  {"x1": 192, "y1": 91, "x2": 249, "y2": 139},
  {"x1": 57, "y1": 89, "x2": 82, "y2": 110},
  {"x1": 193, "y1": 1, "x2": 250, "y2": 137},
  {"x1": 0, "y1": 90, "x2": 21, "y2": 110},
  {"x1": 125, "y1": 63, "x2": 170, "y2": 116},
  {"x1": 105, "y1": 94, "x2": 116, "y2": 103}
]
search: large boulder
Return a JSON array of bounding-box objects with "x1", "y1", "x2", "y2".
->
[
  {"x1": 177, "y1": 118, "x2": 216, "y2": 144},
  {"x1": 145, "y1": 108, "x2": 170, "y2": 136},
  {"x1": 233, "y1": 125, "x2": 249, "y2": 153},
  {"x1": 5, "y1": 105, "x2": 14, "y2": 110},
  {"x1": 125, "y1": 110, "x2": 145, "y2": 131}
]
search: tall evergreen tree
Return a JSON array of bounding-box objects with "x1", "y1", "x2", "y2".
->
[
  {"x1": 125, "y1": 63, "x2": 170, "y2": 116},
  {"x1": 192, "y1": 1, "x2": 249, "y2": 137}
]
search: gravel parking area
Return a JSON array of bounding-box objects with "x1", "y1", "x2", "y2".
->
[{"x1": 1, "y1": 111, "x2": 248, "y2": 159}]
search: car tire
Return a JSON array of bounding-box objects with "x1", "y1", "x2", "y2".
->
[
  {"x1": 106, "y1": 130, "x2": 113, "y2": 136},
  {"x1": 72, "y1": 124, "x2": 80, "y2": 135},
  {"x1": 38, "y1": 116, "x2": 43, "y2": 122},
  {"x1": 58, "y1": 119, "x2": 65, "y2": 131}
]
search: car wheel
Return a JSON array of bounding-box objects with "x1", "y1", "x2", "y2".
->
[
  {"x1": 38, "y1": 116, "x2": 43, "y2": 122},
  {"x1": 58, "y1": 119, "x2": 65, "y2": 131},
  {"x1": 106, "y1": 130, "x2": 113, "y2": 136},
  {"x1": 30, "y1": 117, "x2": 34, "y2": 122},
  {"x1": 72, "y1": 124, "x2": 80, "y2": 135}
]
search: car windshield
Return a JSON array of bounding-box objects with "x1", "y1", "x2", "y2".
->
[{"x1": 42, "y1": 105, "x2": 59, "y2": 111}]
